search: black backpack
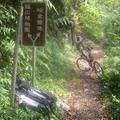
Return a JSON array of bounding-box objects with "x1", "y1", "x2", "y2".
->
[{"x1": 15, "y1": 77, "x2": 57, "y2": 120}]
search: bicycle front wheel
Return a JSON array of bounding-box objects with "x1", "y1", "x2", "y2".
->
[
  {"x1": 94, "y1": 61, "x2": 104, "y2": 79},
  {"x1": 76, "y1": 58, "x2": 90, "y2": 71}
]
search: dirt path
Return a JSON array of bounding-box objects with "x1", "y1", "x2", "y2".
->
[{"x1": 62, "y1": 43, "x2": 110, "y2": 120}]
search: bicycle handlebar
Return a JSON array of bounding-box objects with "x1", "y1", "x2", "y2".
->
[
  {"x1": 76, "y1": 39, "x2": 93, "y2": 52},
  {"x1": 75, "y1": 36, "x2": 94, "y2": 58}
]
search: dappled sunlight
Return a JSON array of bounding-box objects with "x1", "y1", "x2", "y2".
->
[
  {"x1": 62, "y1": 43, "x2": 109, "y2": 119},
  {"x1": 91, "y1": 46, "x2": 105, "y2": 63},
  {"x1": 62, "y1": 77, "x2": 108, "y2": 119}
]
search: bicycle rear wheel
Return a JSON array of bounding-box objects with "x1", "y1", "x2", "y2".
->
[
  {"x1": 76, "y1": 58, "x2": 90, "y2": 71},
  {"x1": 94, "y1": 61, "x2": 104, "y2": 79}
]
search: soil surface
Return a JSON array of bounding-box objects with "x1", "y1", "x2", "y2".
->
[{"x1": 61, "y1": 43, "x2": 111, "y2": 120}]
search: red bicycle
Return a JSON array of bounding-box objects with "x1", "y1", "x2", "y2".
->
[{"x1": 76, "y1": 37, "x2": 104, "y2": 79}]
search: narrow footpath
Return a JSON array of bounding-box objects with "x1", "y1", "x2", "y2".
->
[{"x1": 62, "y1": 43, "x2": 110, "y2": 120}]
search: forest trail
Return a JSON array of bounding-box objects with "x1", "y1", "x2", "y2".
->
[{"x1": 62, "y1": 43, "x2": 110, "y2": 120}]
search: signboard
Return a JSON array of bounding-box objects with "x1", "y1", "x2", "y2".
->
[{"x1": 21, "y1": 2, "x2": 47, "y2": 47}]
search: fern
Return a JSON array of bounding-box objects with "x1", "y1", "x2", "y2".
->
[{"x1": 0, "y1": 5, "x2": 17, "y2": 39}]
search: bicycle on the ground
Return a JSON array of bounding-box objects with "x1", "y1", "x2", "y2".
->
[{"x1": 75, "y1": 36, "x2": 104, "y2": 79}]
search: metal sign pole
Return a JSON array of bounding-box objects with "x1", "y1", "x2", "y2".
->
[
  {"x1": 32, "y1": 47, "x2": 36, "y2": 88},
  {"x1": 10, "y1": 7, "x2": 22, "y2": 107},
  {"x1": 21, "y1": 1, "x2": 47, "y2": 88}
]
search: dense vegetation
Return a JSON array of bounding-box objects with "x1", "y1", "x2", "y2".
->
[
  {"x1": 0, "y1": 0, "x2": 72, "y2": 119},
  {"x1": 0, "y1": 0, "x2": 120, "y2": 119},
  {"x1": 102, "y1": 1, "x2": 120, "y2": 119}
]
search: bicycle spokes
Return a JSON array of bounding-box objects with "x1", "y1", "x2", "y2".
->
[{"x1": 76, "y1": 58, "x2": 90, "y2": 72}]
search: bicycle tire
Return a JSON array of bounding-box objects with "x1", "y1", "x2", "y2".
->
[
  {"x1": 76, "y1": 58, "x2": 90, "y2": 71},
  {"x1": 94, "y1": 61, "x2": 104, "y2": 79}
]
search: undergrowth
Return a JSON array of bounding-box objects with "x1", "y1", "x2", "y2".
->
[
  {"x1": 0, "y1": 34, "x2": 74, "y2": 120},
  {"x1": 102, "y1": 41, "x2": 120, "y2": 119}
]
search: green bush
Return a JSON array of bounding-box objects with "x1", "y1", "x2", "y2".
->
[
  {"x1": 76, "y1": 3, "x2": 104, "y2": 41},
  {"x1": 35, "y1": 35, "x2": 72, "y2": 80},
  {"x1": 103, "y1": 46, "x2": 120, "y2": 119}
]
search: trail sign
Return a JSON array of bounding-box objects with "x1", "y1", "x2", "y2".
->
[{"x1": 21, "y1": 2, "x2": 47, "y2": 47}]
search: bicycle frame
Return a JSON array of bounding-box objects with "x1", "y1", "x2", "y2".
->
[
  {"x1": 81, "y1": 52, "x2": 95, "y2": 71},
  {"x1": 76, "y1": 37, "x2": 104, "y2": 78},
  {"x1": 78, "y1": 40, "x2": 95, "y2": 71}
]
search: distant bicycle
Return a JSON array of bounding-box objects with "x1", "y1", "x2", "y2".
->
[{"x1": 75, "y1": 36, "x2": 104, "y2": 79}]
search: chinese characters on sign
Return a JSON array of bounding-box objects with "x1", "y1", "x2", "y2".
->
[{"x1": 22, "y1": 2, "x2": 46, "y2": 47}]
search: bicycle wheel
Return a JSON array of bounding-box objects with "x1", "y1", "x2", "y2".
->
[
  {"x1": 94, "y1": 61, "x2": 104, "y2": 79},
  {"x1": 76, "y1": 58, "x2": 90, "y2": 71}
]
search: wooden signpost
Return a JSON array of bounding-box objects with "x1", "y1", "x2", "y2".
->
[
  {"x1": 11, "y1": 1, "x2": 47, "y2": 106},
  {"x1": 22, "y1": 2, "x2": 47, "y2": 47}
]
